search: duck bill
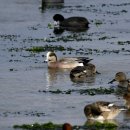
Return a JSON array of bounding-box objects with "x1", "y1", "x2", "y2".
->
[
  {"x1": 96, "y1": 71, "x2": 101, "y2": 74},
  {"x1": 54, "y1": 21, "x2": 60, "y2": 26},
  {"x1": 44, "y1": 59, "x2": 48, "y2": 63},
  {"x1": 108, "y1": 79, "x2": 116, "y2": 84}
]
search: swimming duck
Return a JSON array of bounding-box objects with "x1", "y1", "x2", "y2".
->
[
  {"x1": 123, "y1": 82, "x2": 130, "y2": 109},
  {"x1": 84, "y1": 101, "x2": 122, "y2": 120},
  {"x1": 45, "y1": 51, "x2": 92, "y2": 69},
  {"x1": 108, "y1": 72, "x2": 130, "y2": 88},
  {"x1": 70, "y1": 63, "x2": 97, "y2": 78},
  {"x1": 53, "y1": 14, "x2": 89, "y2": 29},
  {"x1": 62, "y1": 123, "x2": 72, "y2": 130},
  {"x1": 123, "y1": 92, "x2": 130, "y2": 109}
]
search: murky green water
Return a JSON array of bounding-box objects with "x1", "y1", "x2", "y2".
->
[{"x1": 0, "y1": 0, "x2": 130, "y2": 129}]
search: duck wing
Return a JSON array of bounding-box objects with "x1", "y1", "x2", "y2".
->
[
  {"x1": 59, "y1": 57, "x2": 92, "y2": 65},
  {"x1": 84, "y1": 104, "x2": 102, "y2": 117},
  {"x1": 70, "y1": 66, "x2": 87, "y2": 78},
  {"x1": 76, "y1": 57, "x2": 93, "y2": 66},
  {"x1": 61, "y1": 17, "x2": 89, "y2": 27}
]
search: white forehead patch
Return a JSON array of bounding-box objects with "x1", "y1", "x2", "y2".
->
[
  {"x1": 46, "y1": 52, "x2": 52, "y2": 61},
  {"x1": 78, "y1": 63, "x2": 83, "y2": 66}
]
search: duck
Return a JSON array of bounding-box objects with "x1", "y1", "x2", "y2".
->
[
  {"x1": 84, "y1": 101, "x2": 122, "y2": 120},
  {"x1": 53, "y1": 14, "x2": 89, "y2": 29},
  {"x1": 123, "y1": 92, "x2": 130, "y2": 109},
  {"x1": 62, "y1": 123, "x2": 72, "y2": 130},
  {"x1": 45, "y1": 51, "x2": 92, "y2": 69},
  {"x1": 70, "y1": 63, "x2": 100, "y2": 78},
  {"x1": 123, "y1": 83, "x2": 130, "y2": 109},
  {"x1": 108, "y1": 72, "x2": 130, "y2": 88}
]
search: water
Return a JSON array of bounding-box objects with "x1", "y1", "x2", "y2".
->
[{"x1": 0, "y1": 0, "x2": 130, "y2": 129}]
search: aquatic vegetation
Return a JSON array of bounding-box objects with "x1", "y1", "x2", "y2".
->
[
  {"x1": 26, "y1": 45, "x2": 75, "y2": 53},
  {"x1": 22, "y1": 33, "x2": 92, "y2": 43},
  {"x1": 118, "y1": 41, "x2": 130, "y2": 45},
  {"x1": 85, "y1": 122, "x2": 117, "y2": 130},
  {"x1": 0, "y1": 34, "x2": 20, "y2": 42},
  {"x1": 39, "y1": 87, "x2": 115, "y2": 95},
  {"x1": 13, "y1": 122, "x2": 118, "y2": 130},
  {"x1": 28, "y1": 24, "x2": 42, "y2": 31},
  {"x1": 94, "y1": 19, "x2": 103, "y2": 26},
  {"x1": 99, "y1": 36, "x2": 116, "y2": 40},
  {"x1": 8, "y1": 47, "x2": 23, "y2": 52},
  {"x1": 48, "y1": 23, "x2": 54, "y2": 29},
  {"x1": 13, "y1": 122, "x2": 61, "y2": 130},
  {"x1": 0, "y1": 111, "x2": 46, "y2": 117}
]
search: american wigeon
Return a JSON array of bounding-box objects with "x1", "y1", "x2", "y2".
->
[
  {"x1": 70, "y1": 63, "x2": 98, "y2": 78},
  {"x1": 45, "y1": 51, "x2": 92, "y2": 69},
  {"x1": 62, "y1": 123, "x2": 72, "y2": 130},
  {"x1": 84, "y1": 101, "x2": 122, "y2": 120},
  {"x1": 109, "y1": 72, "x2": 130, "y2": 88},
  {"x1": 53, "y1": 14, "x2": 89, "y2": 28}
]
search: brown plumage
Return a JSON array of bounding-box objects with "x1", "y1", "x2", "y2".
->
[{"x1": 84, "y1": 101, "x2": 121, "y2": 120}]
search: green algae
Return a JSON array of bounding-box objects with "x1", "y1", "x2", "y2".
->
[
  {"x1": 26, "y1": 45, "x2": 75, "y2": 53},
  {"x1": 85, "y1": 122, "x2": 117, "y2": 130},
  {"x1": 13, "y1": 122, "x2": 118, "y2": 130},
  {"x1": 22, "y1": 33, "x2": 92, "y2": 43},
  {"x1": 13, "y1": 122, "x2": 61, "y2": 130},
  {"x1": 48, "y1": 23, "x2": 54, "y2": 29},
  {"x1": 39, "y1": 87, "x2": 115, "y2": 95},
  {"x1": 13, "y1": 122, "x2": 62, "y2": 129}
]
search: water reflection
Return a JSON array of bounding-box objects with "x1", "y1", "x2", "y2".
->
[
  {"x1": 46, "y1": 67, "x2": 96, "y2": 86},
  {"x1": 40, "y1": 0, "x2": 64, "y2": 11},
  {"x1": 70, "y1": 75, "x2": 96, "y2": 84},
  {"x1": 123, "y1": 110, "x2": 130, "y2": 119},
  {"x1": 46, "y1": 68, "x2": 71, "y2": 87},
  {"x1": 53, "y1": 26, "x2": 89, "y2": 35}
]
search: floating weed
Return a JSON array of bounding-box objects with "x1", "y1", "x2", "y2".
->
[
  {"x1": 99, "y1": 36, "x2": 116, "y2": 40},
  {"x1": 109, "y1": 3, "x2": 130, "y2": 7},
  {"x1": 38, "y1": 87, "x2": 115, "y2": 95},
  {"x1": 13, "y1": 122, "x2": 62, "y2": 130},
  {"x1": 8, "y1": 47, "x2": 24, "y2": 52},
  {"x1": 13, "y1": 122, "x2": 118, "y2": 130},
  {"x1": 0, "y1": 110, "x2": 46, "y2": 117},
  {"x1": 121, "y1": 10, "x2": 127, "y2": 13},
  {"x1": 26, "y1": 45, "x2": 75, "y2": 53},
  {"x1": 48, "y1": 23, "x2": 54, "y2": 29},
  {"x1": 118, "y1": 41, "x2": 130, "y2": 45},
  {"x1": 0, "y1": 34, "x2": 20, "y2": 42},
  {"x1": 22, "y1": 33, "x2": 92, "y2": 43},
  {"x1": 28, "y1": 24, "x2": 42, "y2": 31},
  {"x1": 94, "y1": 19, "x2": 103, "y2": 26},
  {"x1": 8, "y1": 46, "x2": 129, "y2": 56},
  {"x1": 85, "y1": 122, "x2": 117, "y2": 130}
]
